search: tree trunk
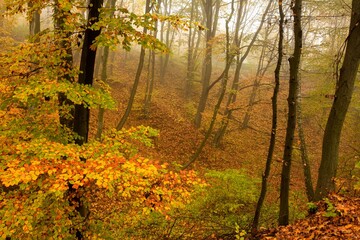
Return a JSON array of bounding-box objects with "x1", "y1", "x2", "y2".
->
[
  {"x1": 279, "y1": 0, "x2": 302, "y2": 226},
  {"x1": 117, "y1": 0, "x2": 151, "y2": 129},
  {"x1": 185, "y1": 0, "x2": 196, "y2": 99},
  {"x1": 251, "y1": 0, "x2": 284, "y2": 233},
  {"x1": 315, "y1": 0, "x2": 360, "y2": 200},
  {"x1": 194, "y1": 0, "x2": 215, "y2": 128},
  {"x1": 297, "y1": 65, "x2": 315, "y2": 202},
  {"x1": 54, "y1": 0, "x2": 75, "y2": 130},
  {"x1": 213, "y1": 0, "x2": 272, "y2": 147},
  {"x1": 73, "y1": 0, "x2": 103, "y2": 144},
  {"x1": 159, "y1": 0, "x2": 172, "y2": 84},
  {"x1": 96, "y1": 0, "x2": 117, "y2": 140},
  {"x1": 183, "y1": 0, "x2": 235, "y2": 169},
  {"x1": 29, "y1": 2, "x2": 40, "y2": 37},
  {"x1": 143, "y1": 15, "x2": 158, "y2": 117}
]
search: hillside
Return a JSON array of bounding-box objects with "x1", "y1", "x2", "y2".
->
[{"x1": 256, "y1": 194, "x2": 360, "y2": 239}]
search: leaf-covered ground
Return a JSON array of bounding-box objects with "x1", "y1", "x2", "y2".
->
[{"x1": 256, "y1": 194, "x2": 360, "y2": 239}]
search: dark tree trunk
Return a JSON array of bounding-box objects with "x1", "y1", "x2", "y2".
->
[
  {"x1": 251, "y1": 0, "x2": 284, "y2": 233},
  {"x1": 279, "y1": 0, "x2": 302, "y2": 226},
  {"x1": 73, "y1": 0, "x2": 104, "y2": 145},
  {"x1": 315, "y1": 0, "x2": 360, "y2": 200}
]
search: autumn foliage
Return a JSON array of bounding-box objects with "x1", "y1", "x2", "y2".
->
[{"x1": 0, "y1": 5, "x2": 203, "y2": 239}]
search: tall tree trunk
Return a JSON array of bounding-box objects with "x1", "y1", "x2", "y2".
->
[
  {"x1": 213, "y1": 0, "x2": 272, "y2": 147},
  {"x1": 315, "y1": 0, "x2": 360, "y2": 200},
  {"x1": 54, "y1": 0, "x2": 75, "y2": 130},
  {"x1": 183, "y1": 0, "x2": 235, "y2": 169},
  {"x1": 297, "y1": 63, "x2": 315, "y2": 202},
  {"x1": 279, "y1": 0, "x2": 302, "y2": 226},
  {"x1": 251, "y1": 0, "x2": 284, "y2": 233},
  {"x1": 143, "y1": 4, "x2": 159, "y2": 116},
  {"x1": 28, "y1": 2, "x2": 40, "y2": 37},
  {"x1": 185, "y1": 0, "x2": 196, "y2": 99},
  {"x1": 159, "y1": 0, "x2": 172, "y2": 84},
  {"x1": 194, "y1": 0, "x2": 215, "y2": 128},
  {"x1": 73, "y1": 0, "x2": 103, "y2": 145},
  {"x1": 116, "y1": 0, "x2": 151, "y2": 129},
  {"x1": 96, "y1": 0, "x2": 117, "y2": 140}
]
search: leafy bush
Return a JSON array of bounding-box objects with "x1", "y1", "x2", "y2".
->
[{"x1": 139, "y1": 169, "x2": 261, "y2": 239}]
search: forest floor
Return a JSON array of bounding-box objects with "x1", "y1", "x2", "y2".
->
[
  {"x1": 89, "y1": 51, "x2": 359, "y2": 239},
  {"x1": 256, "y1": 194, "x2": 360, "y2": 239}
]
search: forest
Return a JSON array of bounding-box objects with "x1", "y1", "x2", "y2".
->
[{"x1": 0, "y1": 0, "x2": 360, "y2": 239}]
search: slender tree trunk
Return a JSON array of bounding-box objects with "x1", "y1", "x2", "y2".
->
[
  {"x1": 159, "y1": 0, "x2": 172, "y2": 84},
  {"x1": 117, "y1": 0, "x2": 151, "y2": 129},
  {"x1": 54, "y1": 0, "x2": 75, "y2": 130},
  {"x1": 251, "y1": 0, "x2": 284, "y2": 233},
  {"x1": 143, "y1": 7, "x2": 158, "y2": 116},
  {"x1": 279, "y1": 0, "x2": 302, "y2": 226},
  {"x1": 183, "y1": 0, "x2": 235, "y2": 169},
  {"x1": 213, "y1": 0, "x2": 272, "y2": 147},
  {"x1": 185, "y1": 0, "x2": 196, "y2": 99},
  {"x1": 315, "y1": 0, "x2": 360, "y2": 200},
  {"x1": 94, "y1": 48, "x2": 103, "y2": 78},
  {"x1": 73, "y1": 0, "x2": 103, "y2": 145},
  {"x1": 96, "y1": 0, "x2": 117, "y2": 140},
  {"x1": 297, "y1": 79, "x2": 315, "y2": 202},
  {"x1": 194, "y1": 0, "x2": 214, "y2": 128}
]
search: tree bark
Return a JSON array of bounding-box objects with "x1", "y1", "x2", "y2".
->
[
  {"x1": 96, "y1": 0, "x2": 117, "y2": 140},
  {"x1": 194, "y1": 0, "x2": 215, "y2": 128},
  {"x1": 279, "y1": 0, "x2": 302, "y2": 226},
  {"x1": 116, "y1": 0, "x2": 151, "y2": 129},
  {"x1": 315, "y1": 0, "x2": 360, "y2": 200},
  {"x1": 73, "y1": 0, "x2": 104, "y2": 145},
  {"x1": 29, "y1": 2, "x2": 40, "y2": 37},
  {"x1": 251, "y1": 0, "x2": 284, "y2": 233}
]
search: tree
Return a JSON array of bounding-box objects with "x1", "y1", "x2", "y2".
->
[
  {"x1": 213, "y1": 0, "x2": 272, "y2": 147},
  {"x1": 315, "y1": 0, "x2": 360, "y2": 200},
  {"x1": 28, "y1": 2, "x2": 40, "y2": 37},
  {"x1": 194, "y1": 0, "x2": 220, "y2": 128},
  {"x1": 183, "y1": 0, "x2": 235, "y2": 169},
  {"x1": 241, "y1": 23, "x2": 277, "y2": 129},
  {"x1": 73, "y1": 0, "x2": 104, "y2": 145},
  {"x1": 116, "y1": 0, "x2": 152, "y2": 129},
  {"x1": 0, "y1": 1, "x2": 202, "y2": 239},
  {"x1": 279, "y1": 0, "x2": 303, "y2": 226},
  {"x1": 251, "y1": 0, "x2": 284, "y2": 233},
  {"x1": 96, "y1": 0, "x2": 118, "y2": 139}
]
